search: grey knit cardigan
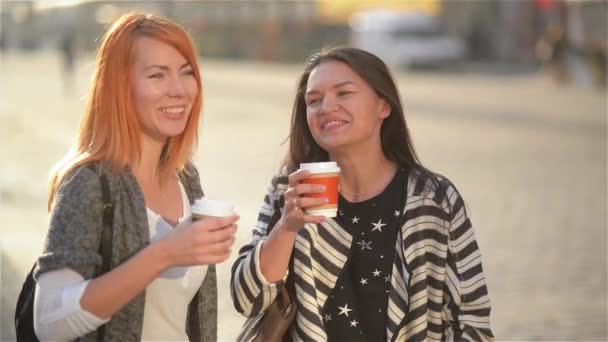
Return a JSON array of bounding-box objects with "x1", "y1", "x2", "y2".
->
[{"x1": 34, "y1": 163, "x2": 217, "y2": 342}]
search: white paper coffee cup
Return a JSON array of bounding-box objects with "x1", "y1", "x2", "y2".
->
[
  {"x1": 299, "y1": 162, "x2": 341, "y2": 218},
  {"x1": 191, "y1": 198, "x2": 235, "y2": 220}
]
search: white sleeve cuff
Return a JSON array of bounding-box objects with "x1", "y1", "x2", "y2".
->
[{"x1": 65, "y1": 280, "x2": 110, "y2": 331}]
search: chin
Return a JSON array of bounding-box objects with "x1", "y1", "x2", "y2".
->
[
  {"x1": 317, "y1": 137, "x2": 350, "y2": 153},
  {"x1": 162, "y1": 124, "x2": 188, "y2": 137}
]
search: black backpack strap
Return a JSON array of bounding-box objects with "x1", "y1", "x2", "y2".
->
[
  {"x1": 98, "y1": 172, "x2": 113, "y2": 275},
  {"x1": 86, "y1": 164, "x2": 114, "y2": 342},
  {"x1": 97, "y1": 171, "x2": 113, "y2": 342}
]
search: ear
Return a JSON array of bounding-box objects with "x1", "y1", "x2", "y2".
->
[{"x1": 378, "y1": 98, "x2": 391, "y2": 119}]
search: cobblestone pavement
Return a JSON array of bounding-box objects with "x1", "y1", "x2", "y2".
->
[{"x1": 1, "y1": 53, "x2": 606, "y2": 340}]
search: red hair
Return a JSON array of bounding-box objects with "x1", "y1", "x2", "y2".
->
[{"x1": 48, "y1": 12, "x2": 203, "y2": 209}]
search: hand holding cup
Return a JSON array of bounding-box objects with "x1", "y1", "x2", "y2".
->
[
  {"x1": 280, "y1": 162, "x2": 341, "y2": 233},
  {"x1": 158, "y1": 198, "x2": 238, "y2": 267}
]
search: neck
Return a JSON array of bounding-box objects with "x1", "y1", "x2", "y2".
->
[
  {"x1": 331, "y1": 142, "x2": 397, "y2": 202},
  {"x1": 132, "y1": 135, "x2": 167, "y2": 185}
]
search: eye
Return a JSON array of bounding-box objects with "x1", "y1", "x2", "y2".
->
[
  {"x1": 338, "y1": 90, "x2": 353, "y2": 97},
  {"x1": 181, "y1": 69, "x2": 195, "y2": 77},
  {"x1": 306, "y1": 98, "x2": 320, "y2": 106},
  {"x1": 148, "y1": 73, "x2": 163, "y2": 79}
]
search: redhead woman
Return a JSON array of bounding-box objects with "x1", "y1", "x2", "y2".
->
[
  {"x1": 32, "y1": 13, "x2": 238, "y2": 341},
  {"x1": 231, "y1": 47, "x2": 493, "y2": 341}
]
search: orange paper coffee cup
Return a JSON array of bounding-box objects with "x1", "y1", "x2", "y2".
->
[{"x1": 300, "y1": 162, "x2": 341, "y2": 217}]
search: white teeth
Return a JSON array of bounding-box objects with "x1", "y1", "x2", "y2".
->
[
  {"x1": 161, "y1": 107, "x2": 185, "y2": 115},
  {"x1": 323, "y1": 120, "x2": 346, "y2": 130}
]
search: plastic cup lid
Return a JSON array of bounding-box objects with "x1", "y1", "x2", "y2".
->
[
  {"x1": 192, "y1": 198, "x2": 235, "y2": 217},
  {"x1": 299, "y1": 162, "x2": 341, "y2": 174}
]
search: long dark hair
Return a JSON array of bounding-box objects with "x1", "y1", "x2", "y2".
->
[{"x1": 285, "y1": 47, "x2": 423, "y2": 173}]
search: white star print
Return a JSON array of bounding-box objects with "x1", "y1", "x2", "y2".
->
[
  {"x1": 324, "y1": 314, "x2": 331, "y2": 321},
  {"x1": 372, "y1": 269, "x2": 381, "y2": 277},
  {"x1": 357, "y1": 240, "x2": 372, "y2": 251},
  {"x1": 350, "y1": 320, "x2": 359, "y2": 327},
  {"x1": 360, "y1": 278, "x2": 368, "y2": 285},
  {"x1": 338, "y1": 304, "x2": 352, "y2": 317},
  {"x1": 351, "y1": 216, "x2": 360, "y2": 224},
  {"x1": 394, "y1": 210, "x2": 400, "y2": 217},
  {"x1": 339, "y1": 210, "x2": 344, "y2": 216},
  {"x1": 384, "y1": 275, "x2": 391, "y2": 283},
  {"x1": 371, "y1": 219, "x2": 387, "y2": 232}
]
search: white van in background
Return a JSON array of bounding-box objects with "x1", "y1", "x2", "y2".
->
[{"x1": 349, "y1": 9, "x2": 467, "y2": 69}]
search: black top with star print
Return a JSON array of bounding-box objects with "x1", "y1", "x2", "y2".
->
[{"x1": 321, "y1": 169, "x2": 406, "y2": 341}]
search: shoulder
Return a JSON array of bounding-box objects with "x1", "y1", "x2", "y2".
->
[
  {"x1": 407, "y1": 167, "x2": 465, "y2": 216},
  {"x1": 267, "y1": 166, "x2": 290, "y2": 200},
  {"x1": 52, "y1": 164, "x2": 102, "y2": 210}
]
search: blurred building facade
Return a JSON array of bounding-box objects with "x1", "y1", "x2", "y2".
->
[{"x1": 1, "y1": 0, "x2": 606, "y2": 84}]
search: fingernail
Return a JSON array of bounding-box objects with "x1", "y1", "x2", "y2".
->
[
  {"x1": 318, "y1": 185, "x2": 326, "y2": 191},
  {"x1": 323, "y1": 198, "x2": 329, "y2": 203}
]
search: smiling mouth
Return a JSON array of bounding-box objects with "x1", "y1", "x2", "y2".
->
[
  {"x1": 321, "y1": 120, "x2": 348, "y2": 131},
  {"x1": 160, "y1": 106, "x2": 186, "y2": 119}
]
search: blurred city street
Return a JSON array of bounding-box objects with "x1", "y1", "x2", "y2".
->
[{"x1": 1, "y1": 50, "x2": 606, "y2": 341}]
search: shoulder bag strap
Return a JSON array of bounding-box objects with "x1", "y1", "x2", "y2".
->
[{"x1": 85, "y1": 164, "x2": 114, "y2": 342}]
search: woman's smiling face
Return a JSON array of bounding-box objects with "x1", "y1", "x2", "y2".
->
[
  {"x1": 304, "y1": 60, "x2": 390, "y2": 153},
  {"x1": 130, "y1": 36, "x2": 199, "y2": 142}
]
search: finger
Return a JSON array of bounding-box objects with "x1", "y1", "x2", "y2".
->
[
  {"x1": 294, "y1": 183, "x2": 327, "y2": 196},
  {"x1": 195, "y1": 215, "x2": 239, "y2": 231},
  {"x1": 291, "y1": 197, "x2": 300, "y2": 212},
  {"x1": 284, "y1": 193, "x2": 298, "y2": 212},
  {"x1": 297, "y1": 197, "x2": 329, "y2": 209},
  {"x1": 201, "y1": 224, "x2": 238, "y2": 244},
  {"x1": 283, "y1": 187, "x2": 297, "y2": 203},
  {"x1": 302, "y1": 213, "x2": 327, "y2": 224},
  {"x1": 198, "y1": 254, "x2": 230, "y2": 265},
  {"x1": 213, "y1": 249, "x2": 232, "y2": 262},
  {"x1": 202, "y1": 236, "x2": 235, "y2": 254},
  {"x1": 288, "y1": 169, "x2": 311, "y2": 187},
  {"x1": 207, "y1": 249, "x2": 231, "y2": 260}
]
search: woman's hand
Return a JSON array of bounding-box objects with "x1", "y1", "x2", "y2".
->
[
  {"x1": 157, "y1": 215, "x2": 239, "y2": 268},
  {"x1": 279, "y1": 169, "x2": 327, "y2": 233}
]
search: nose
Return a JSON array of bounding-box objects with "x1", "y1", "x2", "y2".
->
[
  {"x1": 319, "y1": 95, "x2": 339, "y2": 114},
  {"x1": 168, "y1": 76, "x2": 186, "y2": 98}
]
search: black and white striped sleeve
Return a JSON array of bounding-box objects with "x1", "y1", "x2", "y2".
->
[
  {"x1": 230, "y1": 178, "x2": 289, "y2": 318},
  {"x1": 442, "y1": 184, "x2": 494, "y2": 341}
]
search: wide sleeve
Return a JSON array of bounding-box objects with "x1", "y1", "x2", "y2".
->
[
  {"x1": 230, "y1": 172, "x2": 289, "y2": 318},
  {"x1": 34, "y1": 166, "x2": 105, "y2": 280},
  {"x1": 442, "y1": 183, "x2": 494, "y2": 341},
  {"x1": 34, "y1": 268, "x2": 109, "y2": 341}
]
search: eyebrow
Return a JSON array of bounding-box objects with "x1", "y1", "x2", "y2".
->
[
  {"x1": 144, "y1": 62, "x2": 191, "y2": 71},
  {"x1": 306, "y1": 81, "x2": 355, "y2": 96}
]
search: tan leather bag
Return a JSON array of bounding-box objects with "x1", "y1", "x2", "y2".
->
[{"x1": 252, "y1": 284, "x2": 296, "y2": 342}]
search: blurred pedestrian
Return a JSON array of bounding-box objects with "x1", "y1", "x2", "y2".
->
[
  {"x1": 59, "y1": 30, "x2": 77, "y2": 94},
  {"x1": 536, "y1": 21, "x2": 570, "y2": 83},
  {"x1": 32, "y1": 12, "x2": 237, "y2": 341},
  {"x1": 0, "y1": 28, "x2": 7, "y2": 55},
  {"x1": 231, "y1": 47, "x2": 493, "y2": 341},
  {"x1": 588, "y1": 41, "x2": 607, "y2": 88}
]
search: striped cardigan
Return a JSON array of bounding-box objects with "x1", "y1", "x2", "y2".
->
[{"x1": 231, "y1": 168, "x2": 493, "y2": 341}]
